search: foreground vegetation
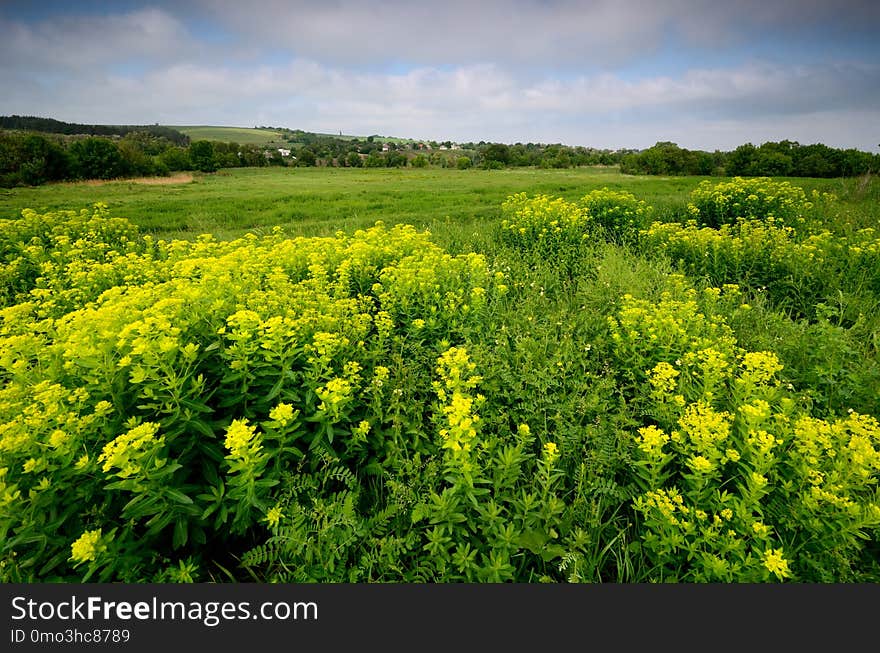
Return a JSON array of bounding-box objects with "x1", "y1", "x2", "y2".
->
[{"x1": 1, "y1": 168, "x2": 878, "y2": 582}]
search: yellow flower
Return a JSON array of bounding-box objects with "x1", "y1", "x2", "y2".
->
[
  {"x1": 543, "y1": 441, "x2": 559, "y2": 465},
  {"x1": 70, "y1": 529, "x2": 105, "y2": 564},
  {"x1": 99, "y1": 422, "x2": 163, "y2": 477},
  {"x1": 352, "y1": 420, "x2": 371, "y2": 442},
  {"x1": 269, "y1": 402, "x2": 296, "y2": 427},
  {"x1": 762, "y1": 548, "x2": 792, "y2": 580},
  {"x1": 224, "y1": 419, "x2": 260, "y2": 459},
  {"x1": 264, "y1": 505, "x2": 284, "y2": 529},
  {"x1": 752, "y1": 521, "x2": 770, "y2": 537},
  {"x1": 636, "y1": 425, "x2": 669, "y2": 457},
  {"x1": 688, "y1": 455, "x2": 714, "y2": 474},
  {"x1": 517, "y1": 423, "x2": 531, "y2": 437}
]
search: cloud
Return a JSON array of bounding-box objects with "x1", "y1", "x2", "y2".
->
[
  {"x1": 193, "y1": 0, "x2": 880, "y2": 69},
  {"x1": 2, "y1": 54, "x2": 877, "y2": 151},
  {"x1": 0, "y1": 7, "x2": 197, "y2": 73},
  {"x1": 1, "y1": 2, "x2": 878, "y2": 151}
]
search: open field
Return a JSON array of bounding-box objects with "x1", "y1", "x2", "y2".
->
[
  {"x1": 1, "y1": 166, "x2": 869, "y2": 243},
  {"x1": 1, "y1": 166, "x2": 879, "y2": 583},
  {"x1": 172, "y1": 125, "x2": 285, "y2": 145}
]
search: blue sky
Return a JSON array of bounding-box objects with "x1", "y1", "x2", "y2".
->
[{"x1": 1, "y1": 0, "x2": 878, "y2": 151}]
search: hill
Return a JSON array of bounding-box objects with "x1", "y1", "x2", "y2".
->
[{"x1": 172, "y1": 126, "x2": 285, "y2": 145}]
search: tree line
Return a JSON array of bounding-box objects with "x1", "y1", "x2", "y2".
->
[
  {"x1": 3, "y1": 114, "x2": 877, "y2": 187},
  {"x1": 0, "y1": 115, "x2": 189, "y2": 146},
  {"x1": 0, "y1": 130, "x2": 279, "y2": 187},
  {"x1": 620, "y1": 140, "x2": 879, "y2": 178}
]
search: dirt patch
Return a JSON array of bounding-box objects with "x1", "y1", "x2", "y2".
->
[{"x1": 79, "y1": 173, "x2": 194, "y2": 186}]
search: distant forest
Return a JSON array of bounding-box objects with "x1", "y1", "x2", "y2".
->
[
  {"x1": 0, "y1": 115, "x2": 189, "y2": 146},
  {"x1": 1, "y1": 115, "x2": 877, "y2": 187}
]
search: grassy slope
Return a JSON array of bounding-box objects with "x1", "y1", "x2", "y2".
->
[{"x1": 173, "y1": 126, "x2": 284, "y2": 145}]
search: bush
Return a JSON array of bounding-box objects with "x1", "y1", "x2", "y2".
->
[
  {"x1": 608, "y1": 280, "x2": 880, "y2": 582},
  {"x1": 581, "y1": 188, "x2": 651, "y2": 240},
  {"x1": 456, "y1": 156, "x2": 472, "y2": 170},
  {"x1": 69, "y1": 137, "x2": 128, "y2": 180},
  {"x1": 0, "y1": 207, "x2": 507, "y2": 581},
  {"x1": 687, "y1": 177, "x2": 823, "y2": 228},
  {"x1": 499, "y1": 192, "x2": 588, "y2": 258}
]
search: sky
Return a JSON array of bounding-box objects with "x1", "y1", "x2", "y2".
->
[{"x1": 1, "y1": 0, "x2": 878, "y2": 152}]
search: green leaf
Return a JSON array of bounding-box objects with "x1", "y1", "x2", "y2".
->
[
  {"x1": 172, "y1": 518, "x2": 189, "y2": 549},
  {"x1": 517, "y1": 529, "x2": 550, "y2": 555},
  {"x1": 165, "y1": 488, "x2": 194, "y2": 505}
]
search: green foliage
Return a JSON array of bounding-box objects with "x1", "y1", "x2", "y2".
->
[
  {"x1": 581, "y1": 188, "x2": 652, "y2": 239},
  {"x1": 345, "y1": 151, "x2": 363, "y2": 168},
  {"x1": 0, "y1": 132, "x2": 71, "y2": 187},
  {"x1": 608, "y1": 282, "x2": 880, "y2": 581},
  {"x1": 623, "y1": 139, "x2": 878, "y2": 178},
  {"x1": 188, "y1": 140, "x2": 217, "y2": 173},
  {"x1": 686, "y1": 177, "x2": 823, "y2": 227},
  {"x1": 0, "y1": 206, "x2": 505, "y2": 581},
  {"x1": 1, "y1": 169, "x2": 878, "y2": 584},
  {"x1": 641, "y1": 215, "x2": 880, "y2": 322},
  {"x1": 69, "y1": 138, "x2": 128, "y2": 180}
]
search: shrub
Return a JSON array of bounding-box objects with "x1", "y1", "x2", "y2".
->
[
  {"x1": 580, "y1": 188, "x2": 651, "y2": 240},
  {"x1": 0, "y1": 207, "x2": 507, "y2": 581},
  {"x1": 608, "y1": 280, "x2": 880, "y2": 582},
  {"x1": 686, "y1": 177, "x2": 824, "y2": 228},
  {"x1": 499, "y1": 192, "x2": 588, "y2": 258}
]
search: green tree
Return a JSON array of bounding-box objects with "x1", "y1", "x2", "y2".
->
[
  {"x1": 158, "y1": 147, "x2": 192, "y2": 172},
  {"x1": 343, "y1": 151, "x2": 361, "y2": 168},
  {"x1": 482, "y1": 143, "x2": 510, "y2": 166},
  {"x1": 69, "y1": 137, "x2": 128, "y2": 180},
  {"x1": 188, "y1": 140, "x2": 217, "y2": 172}
]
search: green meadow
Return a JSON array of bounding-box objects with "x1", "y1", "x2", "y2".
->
[{"x1": 0, "y1": 166, "x2": 865, "y2": 243}]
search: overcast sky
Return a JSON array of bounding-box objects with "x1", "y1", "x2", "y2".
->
[{"x1": 1, "y1": 0, "x2": 878, "y2": 151}]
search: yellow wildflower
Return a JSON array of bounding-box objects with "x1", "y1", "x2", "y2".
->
[
  {"x1": 762, "y1": 548, "x2": 792, "y2": 580},
  {"x1": 70, "y1": 529, "x2": 105, "y2": 564},
  {"x1": 269, "y1": 403, "x2": 296, "y2": 427}
]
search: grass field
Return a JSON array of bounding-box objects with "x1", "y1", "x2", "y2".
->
[
  {"x1": 0, "y1": 166, "x2": 867, "y2": 244},
  {"x1": 2, "y1": 165, "x2": 879, "y2": 583},
  {"x1": 172, "y1": 125, "x2": 285, "y2": 145}
]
